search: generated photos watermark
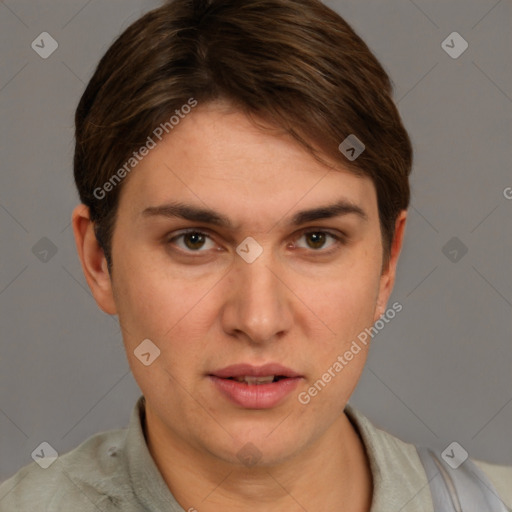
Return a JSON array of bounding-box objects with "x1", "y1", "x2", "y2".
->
[
  {"x1": 93, "y1": 98, "x2": 198, "y2": 200},
  {"x1": 298, "y1": 301, "x2": 403, "y2": 405}
]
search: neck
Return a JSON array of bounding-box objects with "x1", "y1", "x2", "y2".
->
[{"x1": 144, "y1": 407, "x2": 373, "y2": 512}]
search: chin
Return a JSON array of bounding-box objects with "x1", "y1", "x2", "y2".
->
[{"x1": 202, "y1": 424, "x2": 308, "y2": 469}]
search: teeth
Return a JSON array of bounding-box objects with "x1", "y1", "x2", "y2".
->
[{"x1": 234, "y1": 375, "x2": 276, "y2": 384}]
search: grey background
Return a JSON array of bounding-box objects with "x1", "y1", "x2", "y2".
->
[{"x1": 0, "y1": 0, "x2": 511, "y2": 482}]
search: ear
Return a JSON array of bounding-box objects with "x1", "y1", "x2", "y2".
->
[
  {"x1": 71, "y1": 204, "x2": 117, "y2": 315},
  {"x1": 373, "y1": 210, "x2": 407, "y2": 322}
]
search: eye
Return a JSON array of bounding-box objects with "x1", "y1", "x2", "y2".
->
[
  {"x1": 167, "y1": 230, "x2": 217, "y2": 252},
  {"x1": 293, "y1": 230, "x2": 344, "y2": 253},
  {"x1": 166, "y1": 228, "x2": 345, "y2": 255}
]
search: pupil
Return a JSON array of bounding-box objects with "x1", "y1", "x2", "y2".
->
[
  {"x1": 185, "y1": 233, "x2": 204, "y2": 250},
  {"x1": 308, "y1": 232, "x2": 325, "y2": 249}
]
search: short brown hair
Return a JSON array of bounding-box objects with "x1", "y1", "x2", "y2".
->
[{"x1": 74, "y1": 0, "x2": 412, "y2": 272}]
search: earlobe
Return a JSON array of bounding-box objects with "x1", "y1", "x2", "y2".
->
[
  {"x1": 373, "y1": 210, "x2": 407, "y2": 323},
  {"x1": 71, "y1": 204, "x2": 117, "y2": 315}
]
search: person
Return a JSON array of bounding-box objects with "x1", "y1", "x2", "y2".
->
[{"x1": 1, "y1": 0, "x2": 510, "y2": 510}]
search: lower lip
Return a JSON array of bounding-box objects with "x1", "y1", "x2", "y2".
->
[{"x1": 209, "y1": 376, "x2": 302, "y2": 409}]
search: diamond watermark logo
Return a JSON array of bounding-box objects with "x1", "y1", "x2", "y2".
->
[
  {"x1": 31, "y1": 441, "x2": 58, "y2": 469},
  {"x1": 134, "y1": 338, "x2": 161, "y2": 366},
  {"x1": 338, "y1": 134, "x2": 365, "y2": 161},
  {"x1": 441, "y1": 441, "x2": 468, "y2": 469},
  {"x1": 31, "y1": 32, "x2": 59, "y2": 59},
  {"x1": 236, "y1": 442, "x2": 263, "y2": 467},
  {"x1": 442, "y1": 236, "x2": 468, "y2": 263},
  {"x1": 236, "y1": 237, "x2": 263, "y2": 264},
  {"x1": 32, "y1": 237, "x2": 58, "y2": 262},
  {"x1": 441, "y1": 32, "x2": 468, "y2": 59}
]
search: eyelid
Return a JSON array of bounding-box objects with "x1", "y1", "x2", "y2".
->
[
  {"x1": 165, "y1": 227, "x2": 347, "y2": 254},
  {"x1": 291, "y1": 228, "x2": 346, "y2": 255},
  {"x1": 166, "y1": 228, "x2": 218, "y2": 252}
]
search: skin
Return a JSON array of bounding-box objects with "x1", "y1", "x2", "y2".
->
[{"x1": 72, "y1": 100, "x2": 407, "y2": 512}]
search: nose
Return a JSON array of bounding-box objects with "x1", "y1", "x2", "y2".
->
[{"x1": 219, "y1": 247, "x2": 293, "y2": 346}]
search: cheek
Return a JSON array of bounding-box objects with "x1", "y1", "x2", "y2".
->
[
  {"x1": 307, "y1": 258, "x2": 381, "y2": 341},
  {"x1": 113, "y1": 269, "x2": 167, "y2": 340},
  {"x1": 111, "y1": 250, "x2": 218, "y2": 369},
  {"x1": 112, "y1": 246, "x2": 182, "y2": 330},
  {"x1": 298, "y1": 271, "x2": 379, "y2": 409}
]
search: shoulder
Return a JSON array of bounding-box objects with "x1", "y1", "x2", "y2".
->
[
  {"x1": 344, "y1": 404, "x2": 436, "y2": 511},
  {"x1": 0, "y1": 427, "x2": 134, "y2": 512},
  {"x1": 345, "y1": 404, "x2": 512, "y2": 511},
  {"x1": 473, "y1": 458, "x2": 512, "y2": 509}
]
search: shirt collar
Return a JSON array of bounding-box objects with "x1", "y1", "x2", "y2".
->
[
  {"x1": 125, "y1": 395, "x2": 184, "y2": 511},
  {"x1": 344, "y1": 403, "x2": 433, "y2": 512}
]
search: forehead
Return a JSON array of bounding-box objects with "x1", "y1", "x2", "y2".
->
[{"x1": 117, "y1": 103, "x2": 378, "y2": 229}]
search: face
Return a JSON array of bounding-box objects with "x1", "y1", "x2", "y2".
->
[{"x1": 76, "y1": 100, "x2": 405, "y2": 468}]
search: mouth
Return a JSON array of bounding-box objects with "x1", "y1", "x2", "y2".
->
[
  {"x1": 208, "y1": 363, "x2": 303, "y2": 409},
  {"x1": 209, "y1": 362, "x2": 302, "y2": 379},
  {"x1": 226, "y1": 375, "x2": 287, "y2": 384}
]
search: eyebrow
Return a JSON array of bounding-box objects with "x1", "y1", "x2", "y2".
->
[{"x1": 141, "y1": 199, "x2": 368, "y2": 228}]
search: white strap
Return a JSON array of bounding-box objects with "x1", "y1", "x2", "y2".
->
[{"x1": 416, "y1": 446, "x2": 510, "y2": 512}]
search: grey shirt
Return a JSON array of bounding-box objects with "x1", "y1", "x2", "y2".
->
[{"x1": 1, "y1": 395, "x2": 511, "y2": 511}]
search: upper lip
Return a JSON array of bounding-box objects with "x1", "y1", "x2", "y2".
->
[{"x1": 209, "y1": 363, "x2": 302, "y2": 379}]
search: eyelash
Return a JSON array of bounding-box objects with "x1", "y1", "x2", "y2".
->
[{"x1": 166, "y1": 228, "x2": 346, "y2": 256}]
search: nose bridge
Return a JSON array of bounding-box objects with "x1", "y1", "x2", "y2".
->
[
  {"x1": 241, "y1": 255, "x2": 279, "y2": 301},
  {"x1": 226, "y1": 240, "x2": 291, "y2": 343}
]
